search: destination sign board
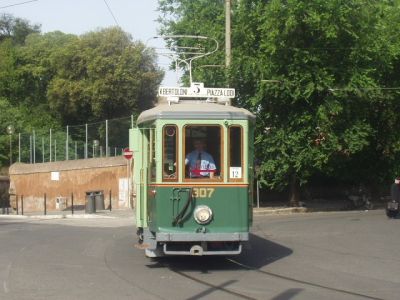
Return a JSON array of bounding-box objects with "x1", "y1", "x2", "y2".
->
[{"x1": 158, "y1": 86, "x2": 235, "y2": 98}]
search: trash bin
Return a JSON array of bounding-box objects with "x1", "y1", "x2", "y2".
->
[
  {"x1": 1, "y1": 192, "x2": 10, "y2": 213},
  {"x1": 85, "y1": 192, "x2": 96, "y2": 214},
  {"x1": 94, "y1": 191, "x2": 105, "y2": 210},
  {"x1": 56, "y1": 197, "x2": 67, "y2": 210}
]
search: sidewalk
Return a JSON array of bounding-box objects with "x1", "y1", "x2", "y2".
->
[
  {"x1": 253, "y1": 198, "x2": 386, "y2": 216},
  {"x1": 0, "y1": 199, "x2": 386, "y2": 219},
  {"x1": 253, "y1": 206, "x2": 308, "y2": 215},
  {"x1": 0, "y1": 208, "x2": 135, "y2": 220}
]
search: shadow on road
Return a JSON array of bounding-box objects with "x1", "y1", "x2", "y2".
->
[
  {"x1": 146, "y1": 233, "x2": 292, "y2": 272},
  {"x1": 235, "y1": 233, "x2": 293, "y2": 268},
  {"x1": 271, "y1": 288, "x2": 303, "y2": 300}
]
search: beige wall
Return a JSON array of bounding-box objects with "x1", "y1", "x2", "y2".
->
[{"x1": 9, "y1": 156, "x2": 132, "y2": 212}]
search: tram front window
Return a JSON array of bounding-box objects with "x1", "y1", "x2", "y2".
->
[
  {"x1": 229, "y1": 126, "x2": 243, "y2": 180},
  {"x1": 163, "y1": 125, "x2": 177, "y2": 181},
  {"x1": 184, "y1": 126, "x2": 221, "y2": 179}
]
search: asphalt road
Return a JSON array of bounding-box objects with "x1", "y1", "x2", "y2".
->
[{"x1": 0, "y1": 210, "x2": 399, "y2": 300}]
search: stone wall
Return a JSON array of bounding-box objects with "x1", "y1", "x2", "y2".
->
[{"x1": 8, "y1": 156, "x2": 132, "y2": 213}]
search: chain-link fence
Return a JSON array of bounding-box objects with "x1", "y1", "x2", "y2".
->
[{"x1": 4, "y1": 116, "x2": 133, "y2": 164}]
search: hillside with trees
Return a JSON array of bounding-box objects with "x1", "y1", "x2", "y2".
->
[{"x1": 0, "y1": 13, "x2": 163, "y2": 169}]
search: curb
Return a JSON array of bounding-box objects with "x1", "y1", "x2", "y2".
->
[
  {"x1": 0, "y1": 214, "x2": 116, "y2": 220},
  {"x1": 253, "y1": 207, "x2": 308, "y2": 215}
]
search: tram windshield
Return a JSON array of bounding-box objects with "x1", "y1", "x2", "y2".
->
[{"x1": 184, "y1": 125, "x2": 221, "y2": 179}]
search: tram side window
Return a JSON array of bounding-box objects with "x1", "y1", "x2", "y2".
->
[
  {"x1": 229, "y1": 126, "x2": 243, "y2": 180},
  {"x1": 184, "y1": 125, "x2": 221, "y2": 179},
  {"x1": 147, "y1": 128, "x2": 156, "y2": 182},
  {"x1": 163, "y1": 125, "x2": 177, "y2": 181}
]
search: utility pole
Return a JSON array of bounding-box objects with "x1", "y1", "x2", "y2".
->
[{"x1": 225, "y1": 0, "x2": 231, "y2": 68}]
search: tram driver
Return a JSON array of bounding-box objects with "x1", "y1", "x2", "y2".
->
[{"x1": 185, "y1": 139, "x2": 216, "y2": 178}]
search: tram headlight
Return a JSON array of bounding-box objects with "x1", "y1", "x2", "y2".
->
[{"x1": 194, "y1": 205, "x2": 213, "y2": 225}]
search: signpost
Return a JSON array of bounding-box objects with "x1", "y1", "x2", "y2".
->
[{"x1": 123, "y1": 148, "x2": 133, "y2": 209}]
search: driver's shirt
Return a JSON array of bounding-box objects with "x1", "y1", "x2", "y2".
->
[{"x1": 185, "y1": 150, "x2": 216, "y2": 177}]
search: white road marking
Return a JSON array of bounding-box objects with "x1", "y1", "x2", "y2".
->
[{"x1": 3, "y1": 263, "x2": 12, "y2": 294}]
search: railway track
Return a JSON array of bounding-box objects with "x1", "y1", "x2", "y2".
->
[{"x1": 163, "y1": 257, "x2": 384, "y2": 300}]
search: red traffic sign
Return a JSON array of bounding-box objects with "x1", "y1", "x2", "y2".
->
[{"x1": 123, "y1": 148, "x2": 133, "y2": 160}]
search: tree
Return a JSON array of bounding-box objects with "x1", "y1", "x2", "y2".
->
[
  {"x1": 158, "y1": 0, "x2": 226, "y2": 86},
  {"x1": 0, "y1": 13, "x2": 40, "y2": 44},
  {"x1": 0, "y1": 18, "x2": 164, "y2": 167},
  {"x1": 234, "y1": 0, "x2": 400, "y2": 204},
  {"x1": 0, "y1": 96, "x2": 60, "y2": 167},
  {"x1": 47, "y1": 27, "x2": 164, "y2": 125},
  {"x1": 0, "y1": 30, "x2": 73, "y2": 168},
  {"x1": 158, "y1": 0, "x2": 400, "y2": 205}
]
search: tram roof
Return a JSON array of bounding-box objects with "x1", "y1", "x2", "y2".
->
[{"x1": 137, "y1": 101, "x2": 256, "y2": 124}]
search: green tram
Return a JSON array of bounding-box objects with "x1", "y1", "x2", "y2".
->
[{"x1": 130, "y1": 83, "x2": 255, "y2": 257}]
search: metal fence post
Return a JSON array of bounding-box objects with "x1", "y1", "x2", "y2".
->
[
  {"x1": 16, "y1": 195, "x2": 19, "y2": 215},
  {"x1": 66, "y1": 125, "x2": 69, "y2": 160},
  {"x1": 50, "y1": 128, "x2": 52, "y2": 162},
  {"x1": 74, "y1": 142, "x2": 77, "y2": 160},
  {"x1": 10, "y1": 116, "x2": 134, "y2": 164},
  {"x1": 109, "y1": 189, "x2": 112, "y2": 211},
  {"x1": 29, "y1": 135, "x2": 32, "y2": 163},
  {"x1": 106, "y1": 119, "x2": 109, "y2": 157},
  {"x1": 44, "y1": 193, "x2": 47, "y2": 215},
  {"x1": 18, "y1": 133, "x2": 21, "y2": 163},
  {"x1": 85, "y1": 123, "x2": 88, "y2": 159},
  {"x1": 71, "y1": 193, "x2": 74, "y2": 215},
  {"x1": 33, "y1": 130, "x2": 36, "y2": 164},
  {"x1": 42, "y1": 137, "x2": 45, "y2": 163},
  {"x1": 21, "y1": 195, "x2": 24, "y2": 215}
]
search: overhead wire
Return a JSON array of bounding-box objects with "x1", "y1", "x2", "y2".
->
[
  {"x1": 103, "y1": 0, "x2": 119, "y2": 27},
  {"x1": 0, "y1": 0, "x2": 38, "y2": 9}
]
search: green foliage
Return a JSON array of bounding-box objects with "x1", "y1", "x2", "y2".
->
[
  {"x1": 158, "y1": 0, "x2": 400, "y2": 197},
  {"x1": 0, "y1": 97, "x2": 60, "y2": 165},
  {"x1": 0, "y1": 14, "x2": 164, "y2": 168},
  {"x1": 0, "y1": 13, "x2": 40, "y2": 44},
  {"x1": 158, "y1": 0, "x2": 226, "y2": 86},
  {"x1": 241, "y1": 0, "x2": 400, "y2": 190},
  {"x1": 47, "y1": 27, "x2": 164, "y2": 124}
]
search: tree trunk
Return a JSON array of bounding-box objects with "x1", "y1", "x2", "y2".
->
[{"x1": 289, "y1": 173, "x2": 300, "y2": 207}]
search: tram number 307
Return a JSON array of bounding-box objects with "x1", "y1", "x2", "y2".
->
[{"x1": 192, "y1": 188, "x2": 215, "y2": 198}]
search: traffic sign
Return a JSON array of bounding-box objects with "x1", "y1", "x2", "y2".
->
[{"x1": 123, "y1": 148, "x2": 133, "y2": 160}]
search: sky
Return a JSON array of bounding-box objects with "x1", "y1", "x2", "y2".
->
[{"x1": 0, "y1": 0, "x2": 176, "y2": 85}]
